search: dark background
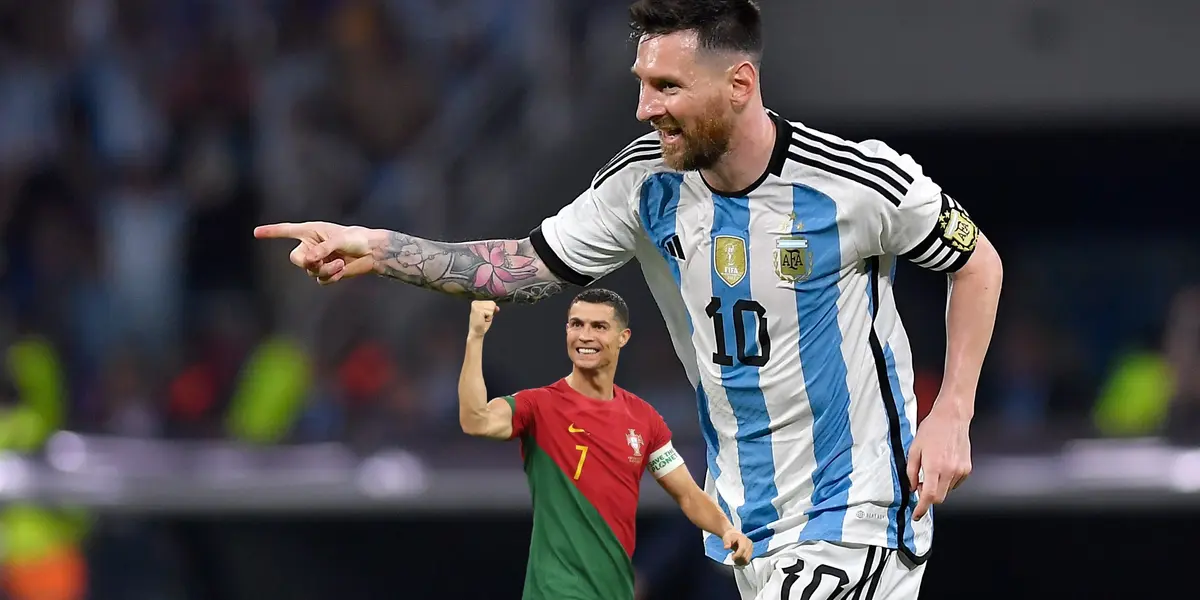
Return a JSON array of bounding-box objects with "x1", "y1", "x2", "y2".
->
[{"x1": 87, "y1": 510, "x2": 1190, "y2": 599}]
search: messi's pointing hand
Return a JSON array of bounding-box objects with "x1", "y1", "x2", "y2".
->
[{"x1": 254, "y1": 221, "x2": 378, "y2": 284}]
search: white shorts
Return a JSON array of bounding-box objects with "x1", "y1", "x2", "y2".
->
[{"x1": 733, "y1": 542, "x2": 925, "y2": 600}]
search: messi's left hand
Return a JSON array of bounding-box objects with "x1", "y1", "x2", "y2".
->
[
  {"x1": 722, "y1": 528, "x2": 753, "y2": 566},
  {"x1": 907, "y1": 398, "x2": 972, "y2": 521}
]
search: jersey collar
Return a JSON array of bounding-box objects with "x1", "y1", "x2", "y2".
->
[{"x1": 701, "y1": 109, "x2": 792, "y2": 198}]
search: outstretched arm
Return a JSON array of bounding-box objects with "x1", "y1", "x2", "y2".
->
[
  {"x1": 256, "y1": 150, "x2": 652, "y2": 303},
  {"x1": 253, "y1": 222, "x2": 569, "y2": 305},
  {"x1": 370, "y1": 232, "x2": 567, "y2": 304}
]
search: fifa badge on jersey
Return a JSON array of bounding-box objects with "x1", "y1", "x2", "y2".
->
[
  {"x1": 713, "y1": 235, "x2": 748, "y2": 287},
  {"x1": 626, "y1": 429, "x2": 644, "y2": 461},
  {"x1": 773, "y1": 212, "x2": 813, "y2": 283},
  {"x1": 938, "y1": 195, "x2": 978, "y2": 252}
]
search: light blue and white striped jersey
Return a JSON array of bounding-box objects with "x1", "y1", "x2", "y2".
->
[{"x1": 530, "y1": 111, "x2": 980, "y2": 566}]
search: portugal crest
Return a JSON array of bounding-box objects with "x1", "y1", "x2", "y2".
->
[
  {"x1": 626, "y1": 429, "x2": 644, "y2": 458},
  {"x1": 713, "y1": 235, "x2": 747, "y2": 287}
]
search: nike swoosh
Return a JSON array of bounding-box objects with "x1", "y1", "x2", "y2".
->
[{"x1": 568, "y1": 424, "x2": 585, "y2": 433}]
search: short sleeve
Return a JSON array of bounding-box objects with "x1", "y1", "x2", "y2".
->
[
  {"x1": 644, "y1": 408, "x2": 683, "y2": 479},
  {"x1": 646, "y1": 407, "x2": 673, "y2": 453},
  {"x1": 529, "y1": 136, "x2": 660, "y2": 286},
  {"x1": 857, "y1": 140, "x2": 981, "y2": 273},
  {"x1": 503, "y1": 391, "x2": 535, "y2": 439}
]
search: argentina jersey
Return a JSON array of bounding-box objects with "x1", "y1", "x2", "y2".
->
[{"x1": 530, "y1": 111, "x2": 981, "y2": 566}]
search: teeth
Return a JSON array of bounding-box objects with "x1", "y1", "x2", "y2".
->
[{"x1": 577, "y1": 349, "x2": 598, "y2": 354}]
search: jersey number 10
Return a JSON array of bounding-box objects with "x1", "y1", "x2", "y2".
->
[{"x1": 705, "y1": 297, "x2": 771, "y2": 367}]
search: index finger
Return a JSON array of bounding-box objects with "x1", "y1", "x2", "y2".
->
[
  {"x1": 912, "y1": 479, "x2": 937, "y2": 521},
  {"x1": 254, "y1": 223, "x2": 307, "y2": 240}
]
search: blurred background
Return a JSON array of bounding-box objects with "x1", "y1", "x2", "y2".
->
[{"x1": 0, "y1": 0, "x2": 1197, "y2": 598}]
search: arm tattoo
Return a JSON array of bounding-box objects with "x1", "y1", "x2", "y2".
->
[{"x1": 372, "y1": 232, "x2": 568, "y2": 304}]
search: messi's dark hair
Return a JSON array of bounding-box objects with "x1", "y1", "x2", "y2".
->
[
  {"x1": 628, "y1": 0, "x2": 763, "y2": 60},
  {"x1": 571, "y1": 288, "x2": 631, "y2": 328}
]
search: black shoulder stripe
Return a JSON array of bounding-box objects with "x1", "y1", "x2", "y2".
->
[
  {"x1": 944, "y1": 193, "x2": 964, "y2": 212},
  {"x1": 792, "y1": 127, "x2": 914, "y2": 185},
  {"x1": 593, "y1": 149, "x2": 662, "y2": 189},
  {"x1": 916, "y1": 246, "x2": 961, "y2": 272},
  {"x1": 938, "y1": 249, "x2": 971, "y2": 273},
  {"x1": 529, "y1": 226, "x2": 593, "y2": 287},
  {"x1": 598, "y1": 138, "x2": 659, "y2": 174},
  {"x1": 790, "y1": 133, "x2": 909, "y2": 200},
  {"x1": 900, "y1": 227, "x2": 939, "y2": 265},
  {"x1": 900, "y1": 192, "x2": 976, "y2": 273},
  {"x1": 899, "y1": 190, "x2": 949, "y2": 262},
  {"x1": 786, "y1": 149, "x2": 904, "y2": 207}
]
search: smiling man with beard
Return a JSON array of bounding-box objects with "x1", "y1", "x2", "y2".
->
[{"x1": 256, "y1": 2, "x2": 1003, "y2": 598}]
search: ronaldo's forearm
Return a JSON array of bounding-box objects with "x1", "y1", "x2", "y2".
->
[
  {"x1": 365, "y1": 229, "x2": 567, "y2": 304},
  {"x1": 679, "y1": 488, "x2": 736, "y2": 537}
]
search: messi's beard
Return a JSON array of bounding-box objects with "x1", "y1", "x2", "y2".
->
[{"x1": 657, "y1": 100, "x2": 733, "y2": 172}]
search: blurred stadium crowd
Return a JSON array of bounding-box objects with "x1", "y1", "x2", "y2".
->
[{"x1": 0, "y1": 0, "x2": 621, "y2": 450}]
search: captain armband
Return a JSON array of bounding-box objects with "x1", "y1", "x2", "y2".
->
[{"x1": 647, "y1": 442, "x2": 685, "y2": 479}]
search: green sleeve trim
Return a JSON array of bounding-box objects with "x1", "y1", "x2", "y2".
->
[{"x1": 502, "y1": 395, "x2": 519, "y2": 439}]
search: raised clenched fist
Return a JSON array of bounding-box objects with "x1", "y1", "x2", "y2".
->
[{"x1": 468, "y1": 301, "x2": 500, "y2": 338}]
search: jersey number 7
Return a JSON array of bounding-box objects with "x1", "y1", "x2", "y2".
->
[
  {"x1": 705, "y1": 297, "x2": 771, "y2": 367},
  {"x1": 573, "y1": 445, "x2": 588, "y2": 480}
]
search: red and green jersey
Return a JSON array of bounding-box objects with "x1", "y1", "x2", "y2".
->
[{"x1": 504, "y1": 378, "x2": 678, "y2": 600}]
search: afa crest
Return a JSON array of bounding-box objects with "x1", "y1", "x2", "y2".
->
[
  {"x1": 773, "y1": 212, "x2": 813, "y2": 283},
  {"x1": 938, "y1": 200, "x2": 978, "y2": 253},
  {"x1": 713, "y1": 236, "x2": 747, "y2": 287}
]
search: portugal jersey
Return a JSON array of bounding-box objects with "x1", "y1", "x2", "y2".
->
[
  {"x1": 529, "y1": 111, "x2": 982, "y2": 566},
  {"x1": 505, "y1": 379, "x2": 684, "y2": 600}
]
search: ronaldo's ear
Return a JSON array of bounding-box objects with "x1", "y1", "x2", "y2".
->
[{"x1": 619, "y1": 329, "x2": 632, "y2": 348}]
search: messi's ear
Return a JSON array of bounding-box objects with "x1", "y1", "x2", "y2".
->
[{"x1": 728, "y1": 60, "x2": 758, "y2": 110}]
